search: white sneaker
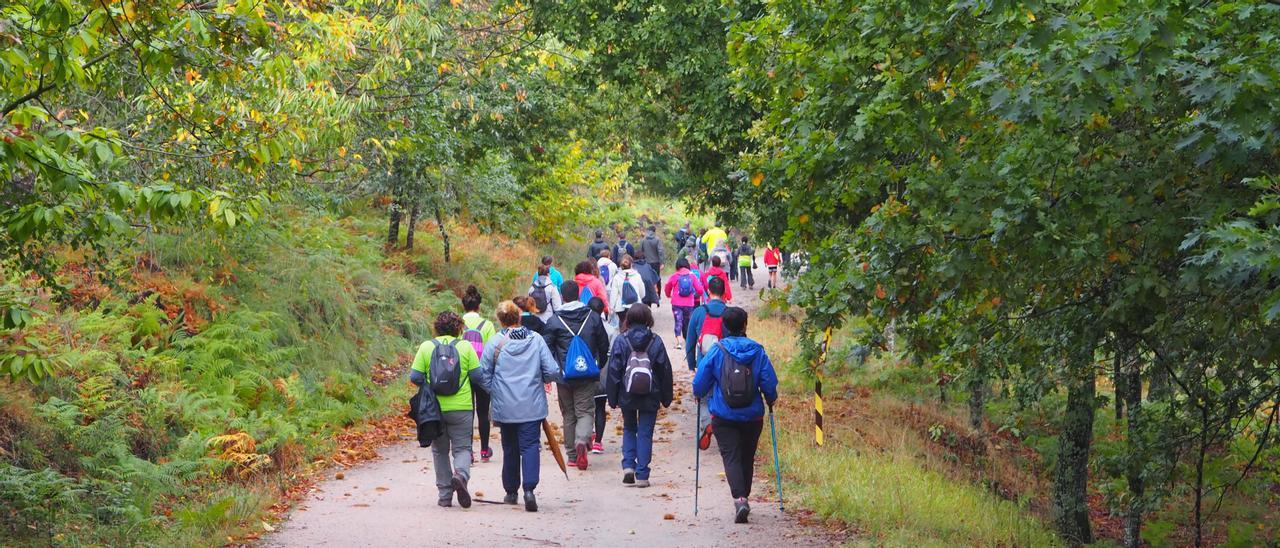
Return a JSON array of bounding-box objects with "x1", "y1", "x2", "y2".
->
[{"x1": 635, "y1": 479, "x2": 650, "y2": 488}]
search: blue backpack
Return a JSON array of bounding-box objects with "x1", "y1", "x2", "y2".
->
[
  {"x1": 677, "y1": 273, "x2": 696, "y2": 298},
  {"x1": 600, "y1": 263, "x2": 612, "y2": 285},
  {"x1": 558, "y1": 316, "x2": 600, "y2": 381},
  {"x1": 579, "y1": 283, "x2": 597, "y2": 306}
]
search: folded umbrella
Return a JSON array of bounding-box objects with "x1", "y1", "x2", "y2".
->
[{"x1": 543, "y1": 420, "x2": 569, "y2": 480}]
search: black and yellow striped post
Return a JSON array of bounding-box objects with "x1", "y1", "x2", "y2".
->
[{"x1": 814, "y1": 327, "x2": 833, "y2": 446}]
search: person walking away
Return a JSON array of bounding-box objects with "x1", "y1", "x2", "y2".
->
[
  {"x1": 605, "y1": 305, "x2": 673, "y2": 488},
  {"x1": 737, "y1": 237, "x2": 757, "y2": 290},
  {"x1": 763, "y1": 245, "x2": 782, "y2": 289},
  {"x1": 588, "y1": 296, "x2": 615, "y2": 455},
  {"x1": 531, "y1": 255, "x2": 565, "y2": 289},
  {"x1": 513, "y1": 296, "x2": 546, "y2": 335},
  {"x1": 701, "y1": 225, "x2": 728, "y2": 262},
  {"x1": 461, "y1": 286, "x2": 498, "y2": 463},
  {"x1": 726, "y1": 229, "x2": 740, "y2": 282},
  {"x1": 529, "y1": 264, "x2": 563, "y2": 323},
  {"x1": 572, "y1": 260, "x2": 611, "y2": 316},
  {"x1": 684, "y1": 233, "x2": 700, "y2": 269},
  {"x1": 664, "y1": 257, "x2": 706, "y2": 352},
  {"x1": 542, "y1": 282, "x2": 611, "y2": 470},
  {"x1": 475, "y1": 301, "x2": 563, "y2": 512},
  {"x1": 588, "y1": 230, "x2": 610, "y2": 260},
  {"x1": 608, "y1": 254, "x2": 648, "y2": 318},
  {"x1": 613, "y1": 231, "x2": 635, "y2": 264},
  {"x1": 685, "y1": 276, "x2": 728, "y2": 447},
  {"x1": 701, "y1": 256, "x2": 733, "y2": 303},
  {"x1": 674, "y1": 222, "x2": 691, "y2": 258},
  {"x1": 691, "y1": 307, "x2": 779, "y2": 524},
  {"x1": 640, "y1": 225, "x2": 665, "y2": 279},
  {"x1": 410, "y1": 311, "x2": 482, "y2": 508},
  {"x1": 633, "y1": 251, "x2": 662, "y2": 308},
  {"x1": 596, "y1": 248, "x2": 617, "y2": 287},
  {"x1": 697, "y1": 227, "x2": 710, "y2": 270}
]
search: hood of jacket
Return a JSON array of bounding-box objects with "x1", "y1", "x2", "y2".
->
[
  {"x1": 494, "y1": 328, "x2": 543, "y2": 360},
  {"x1": 718, "y1": 335, "x2": 765, "y2": 365},
  {"x1": 554, "y1": 301, "x2": 590, "y2": 326},
  {"x1": 702, "y1": 299, "x2": 728, "y2": 317},
  {"x1": 574, "y1": 272, "x2": 602, "y2": 289},
  {"x1": 622, "y1": 326, "x2": 654, "y2": 352},
  {"x1": 706, "y1": 266, "x2": 727, "y2": 277}
]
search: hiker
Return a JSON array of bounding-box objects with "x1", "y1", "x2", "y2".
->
[
  {"x1": 607, "y1": 254, "x2": 648, "y2": 317},
  {"x1": 691, "y1": 307, "x2": 779, "y2": 524},
  {"x1": 674, "y1": 222, "x2": 691, "y2": 254},
  {"x1": 632, "y1": 251, "x2": 662, "y2": 308},
  {"x1": 542, "y1": 281, "x2": 611, "y2": 470},
  {"x1": 763, "y1": 245, "x2": 782, "y2": 289},
  {"x1": 573, "y1": 260, "x2": 611, "y2": 316},
  {"x1": 701, "y1": 225, "x2": 728, "y2": 267},
  {"x1": 531, "y1": 255, "x2": 565, "y2": 288},
  {"x1": 596, "y1": 248, "x2": 618, "y2": 287},
  {"x1": 701, "y1": 255, "x2": 733, "y2": 303},
  {"x1": 604, "y1": 304, "x2": 673, "y2": 488},
  {"x1": 683, "y1": 232, "x2": 700, "y2": 268},
  {"x1": 726, "y1": 228, "x2": 740, "y2": 282},
  {"x1": 475, "y1": 301, "x2": 562, "y2": 512},
  {"x1": 697, "y1": 227, "x2": 710, "y2": 270},
  {"x1": 461, "y1": 286, "x2": 498, "y2": 463},
  {"x1": 513, "y1": 295, "x2": 546, "y2": 335},
  {"x1": 613, "y1": 231, "x2": 636, "y2": 263},
  {"x1": 588, "y1": 230, "x2": 610, "y2": 260},
  {"x1": 736, "y1": 236, "x2": 757, "y2": 290},
  {"x1": 685, "y1": 276, "x2": 728, "y2": 438},
  {"x1": 640, "y1": 225, "x2": 665, "y2": 278},
  {"x1": 588, "y1": 296, "x2": 615, "y2": 456},
  {"x1": 410, "y1": 311, "x2": 482, "y2": 509},
  {"x1": 664, "y1": 257, "x2": 706, "y2": 352},
  {"x1": 529, "y1": 264, "x2": 563, "y2": 322}
]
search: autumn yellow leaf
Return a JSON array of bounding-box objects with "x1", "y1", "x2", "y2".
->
[{"x1": 751, "y1": 172, "x2": 764, "y2": 186}]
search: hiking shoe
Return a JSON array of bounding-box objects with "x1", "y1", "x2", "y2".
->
[
  {"x1": 524, "y1": 491, "x2": 538, "y2": 512},
  {"x1": 635, "y1": 479, "x2": 650, "y2": 488},
  {"x1": 503, "y1": 492, "x2": 518, "y2": 505},
  {"x1": 698, "y1": 423, "x2": 714, "y2": 451},
  {"x1": 623, "y1": 469, "x2": 636, "y2": 484},
  {"x1": 734, "y1": 498, "x2": 750, "y2": 524},
  {"x1": 480, "y1": 448, "x2": 492, "y2": 463},
  {"x1": 438, "y1": 499, "x2": 452, "y2": 508},
  {"x1": 675, "y1": 340, "x2": 683, "y2": 350},
  {"x1": 451, "y1": 473, "x2": 471, "y2": 509},
  {"x1": 591, "y1": 442, "x2": 604, "y2": 454},
  {"x1": 575, "y1": 442, "x2": 589, "y2": 470}
]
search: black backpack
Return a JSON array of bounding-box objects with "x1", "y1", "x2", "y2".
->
[
  {"x1": 718, "y1": 342, "x2": 756, "y2": 408},
  {"x1": 429, "y1": 339, "x2": 464, "y2": 396},
  {"x1": 530, "y1": 279, "x2": 551, "y2": 312}
]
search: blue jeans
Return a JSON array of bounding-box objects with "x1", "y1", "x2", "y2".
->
[
  {"x1": 499, "y1": 421, "x2": 542, "y2": 494},
  {"x1": 621, "y1": 409, "x2": 658, "y2": 480}
]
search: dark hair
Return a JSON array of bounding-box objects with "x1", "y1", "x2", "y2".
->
[
  {"x1": 711, "y1": 255, "x2": 722, "y2": 267},
  {"x1": 595, "y1": 229, "x2": 604, "y2": 238},
  {"x1": 513, "y1": 295, "x2": 536, "y2": 313},
  {"x1": 560, "y1": 280, "x2": 580, "y2": 302},
  {"x1": 634, "y1": 250, "x2": 646, "y2": 260},
  {"x1": 624, "y1": 304, "x2": 654, "y2": 330},
  {"x1": 433, "y1": 311, "x2": 465, "y2": 337},
  {"x1": 648, "y1": 225, "x2": 656, "y2": 233},
  {"x1": 587, "y1": 296, "x2": 605, "y2": 315},
  {"x1": 707, "y1": 276, "x2": 725, "y2": 297},
  {"x1": 741, "y1": 235, "x2": 749, "y2": 243},
  {"x1": 541, "y1": 255, "x2": 554, "y2": 266},
  {"x1": 538, "y1": 264, "x2": 550, "y2": 276},
  {"x1": 461, "y1": 285, "x2": 482, "y2": 312},
  {"x1": 574, "y1": 260, "x2": 594, "y2": 276},
  {"x1": 723, "y1": 307, "x2": 748, "y2": 336},
  {"x1": 676, "y1": 257, "x2": 690, "y2": 270}
]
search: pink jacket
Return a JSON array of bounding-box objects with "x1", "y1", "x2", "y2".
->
[
  {"x1": 575, "y1": 273, "x2": 611, "y2": 314},
  {"x1": 701, "y1": 267, "x2": 732, "y2": 303},
  {"x1": 664, "y1": 268, "x2": 707, "y2": 308}
]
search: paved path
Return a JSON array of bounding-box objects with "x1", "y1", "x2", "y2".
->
[{"x1": 269, "y1": 265, "x2": 824, "y2": 547}]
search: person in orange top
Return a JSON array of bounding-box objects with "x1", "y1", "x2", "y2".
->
[
  {"x1": 700, "y1": 255, "x2": 733, "y2": 303},
  {"x1": 573, "y1": 260, "x2": 611, "y2": 316}
]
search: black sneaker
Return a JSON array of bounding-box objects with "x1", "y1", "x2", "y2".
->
[
  {"x1": 438, "y1": 499, "x2": 452, "y2": 508},
  {"x1": 451, "y1": 472, "x2": 471, "y2": 509},
  {"x1": 524, "y1": 491, "x2": 538, "y2": 512},
  {"x1": 623, "y1": 469, "x2": 636, "y2": 485},
  {"x1": 503, "y1": 492, "x2": 518, "y2": 505},
  {"x1": 734, "y1": 498, "x2": 750, "y2": 524}
]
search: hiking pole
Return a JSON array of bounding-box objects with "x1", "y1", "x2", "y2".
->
[
  {"x1": 694, "y1": 398, "x2": 701, "y2": 516},
  {"x1": 769, "y1": 404, "x2": 784, "y2": 513}
]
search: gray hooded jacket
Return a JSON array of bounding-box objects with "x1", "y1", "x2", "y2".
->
[{"x1": 476, "y1": 327, "x2": 563, "y2": 424}]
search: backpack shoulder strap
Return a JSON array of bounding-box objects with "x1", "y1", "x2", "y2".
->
[{"x1": 559, "y1": 315, "x2": 586, "y2": 337}]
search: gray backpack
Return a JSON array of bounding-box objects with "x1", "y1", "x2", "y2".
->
[
  {"x1": 624, "y1": 342, "x2": 654, "y2": 395},
  {"x1": 429, "y1": 339, "x2": 464, "y2": 396}
]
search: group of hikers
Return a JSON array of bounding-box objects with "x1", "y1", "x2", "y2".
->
[{"x1": 408, "y1": 223, "x2": 781, "y2": 525}]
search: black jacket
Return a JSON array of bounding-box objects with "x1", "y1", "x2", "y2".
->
[
  {"x1": 521, "y1": 313, "x2": 546, "y2": 335},
  {"x1": 633, "y1": 259, "x2": 661, "y2": 305},
  {"x1": 542, "y1": 303, "x2": 611, "y2": 387},
  {"x1": 606, "y1": 327, "x2": 674, "y2": 412},
  {"x1": 613, "y1": 240, "x2": 635, "y2": 261},
  {"x1": 588, "y1": 238, "x2": 610, "y2": 259},
  {"x1": 640, "y1": 234, "x2": 664, "y2": 266}
]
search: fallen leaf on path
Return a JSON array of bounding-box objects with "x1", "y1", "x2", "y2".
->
[
  {"x1": 334, "y1": 472, "x2": 345, "y2": 480},
  {"x1": 663, "y1": 513, "x2": 675, "y2": 520},
  {"x1": 375, "y1": 486, "x2": 389, "y2": 492},
  {"x1": 352, "y1": 503, "x2": 370, "y2": 508}
]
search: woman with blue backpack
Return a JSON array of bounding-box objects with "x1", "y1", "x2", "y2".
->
[
  {"x1": 663, "y1": 257, "x2": 706, "y2": 351},
  {"x1": 461, "y1": 286, "x2": 498, "y2": 463},
  {"x1": 604, "y1": 305, "x2": 674, "y2": 488},
  {"x1": 607, "y1": 254, "x2": 648, "y2": 318}
]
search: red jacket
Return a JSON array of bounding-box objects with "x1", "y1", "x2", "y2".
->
[
  {"x1": 575, "y1": 273, "x2": 611, "y2": 314},
  {"x1": 764, "y1": 247, "x2": 782, "y2": 266},
  {"x1": 700, "y1": 267, "x2": 732, "y2": 303}
]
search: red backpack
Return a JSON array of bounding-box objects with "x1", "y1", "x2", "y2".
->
[{"x1": 696, "y1": 307, "x2": 724, "y2": 362}]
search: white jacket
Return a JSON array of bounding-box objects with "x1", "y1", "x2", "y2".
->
[{"x1": 608, "y1": 268, "x2": 648, "y2": 315}]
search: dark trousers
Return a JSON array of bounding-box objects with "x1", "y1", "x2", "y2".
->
[
  {"x1": 594, "y1": 396, "x2": 607, "y2": 443},
  {"x1": 473, "y1": 386, "x2": 492, "y2": 451},
  {"x1": 652, "y1": 262, "x2": 663, "y2": 279},
  {"x1": 728, "y1": 260, "x2": 738, "y2": 280},
  {"x1": 739, "y1": 265, "x2": 754, "y2": 288},
  {"x1": 712, "y1": 417, "x2": 764, "y2": 499},
  {"x1": 498, "y1": 421, "x2": 542, "y2": 493}
]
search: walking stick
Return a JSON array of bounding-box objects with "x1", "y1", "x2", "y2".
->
[
  {"x1": 694, "y1": 398, "x2": 701, "y2": 516},
  {"x1": 769, "y1": 404, "x2": 784, "y2": 512},
  {"x1": 543, "y1": 420, "x2": 569, "y2": 480}
]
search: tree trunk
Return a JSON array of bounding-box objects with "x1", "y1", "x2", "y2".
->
[
  {"x1": 1193, "y1": 405, "x2": 1208, "y2": 548},
  {"x1": 434, "y1": 202, "x2": 450, "y2": 263},
  {"x1": 1052, "y1": 373, "x2": 1096, "y2": 546},
  {"x1": 1114, "y1": 346, "x2": 1126, "y2": 421},
  {"x1": 386, "y1": 201, "x2": 401, "y2": 249},
  {"x1": 967, "y1": 365, "x2": 986, "y2": 431},
  {"x1": 1122, "y1": 354, "x2": 1144, "y2": 548},
  {"x1": 405, "y1": 202, "x2": 419, "y2": 251}
]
